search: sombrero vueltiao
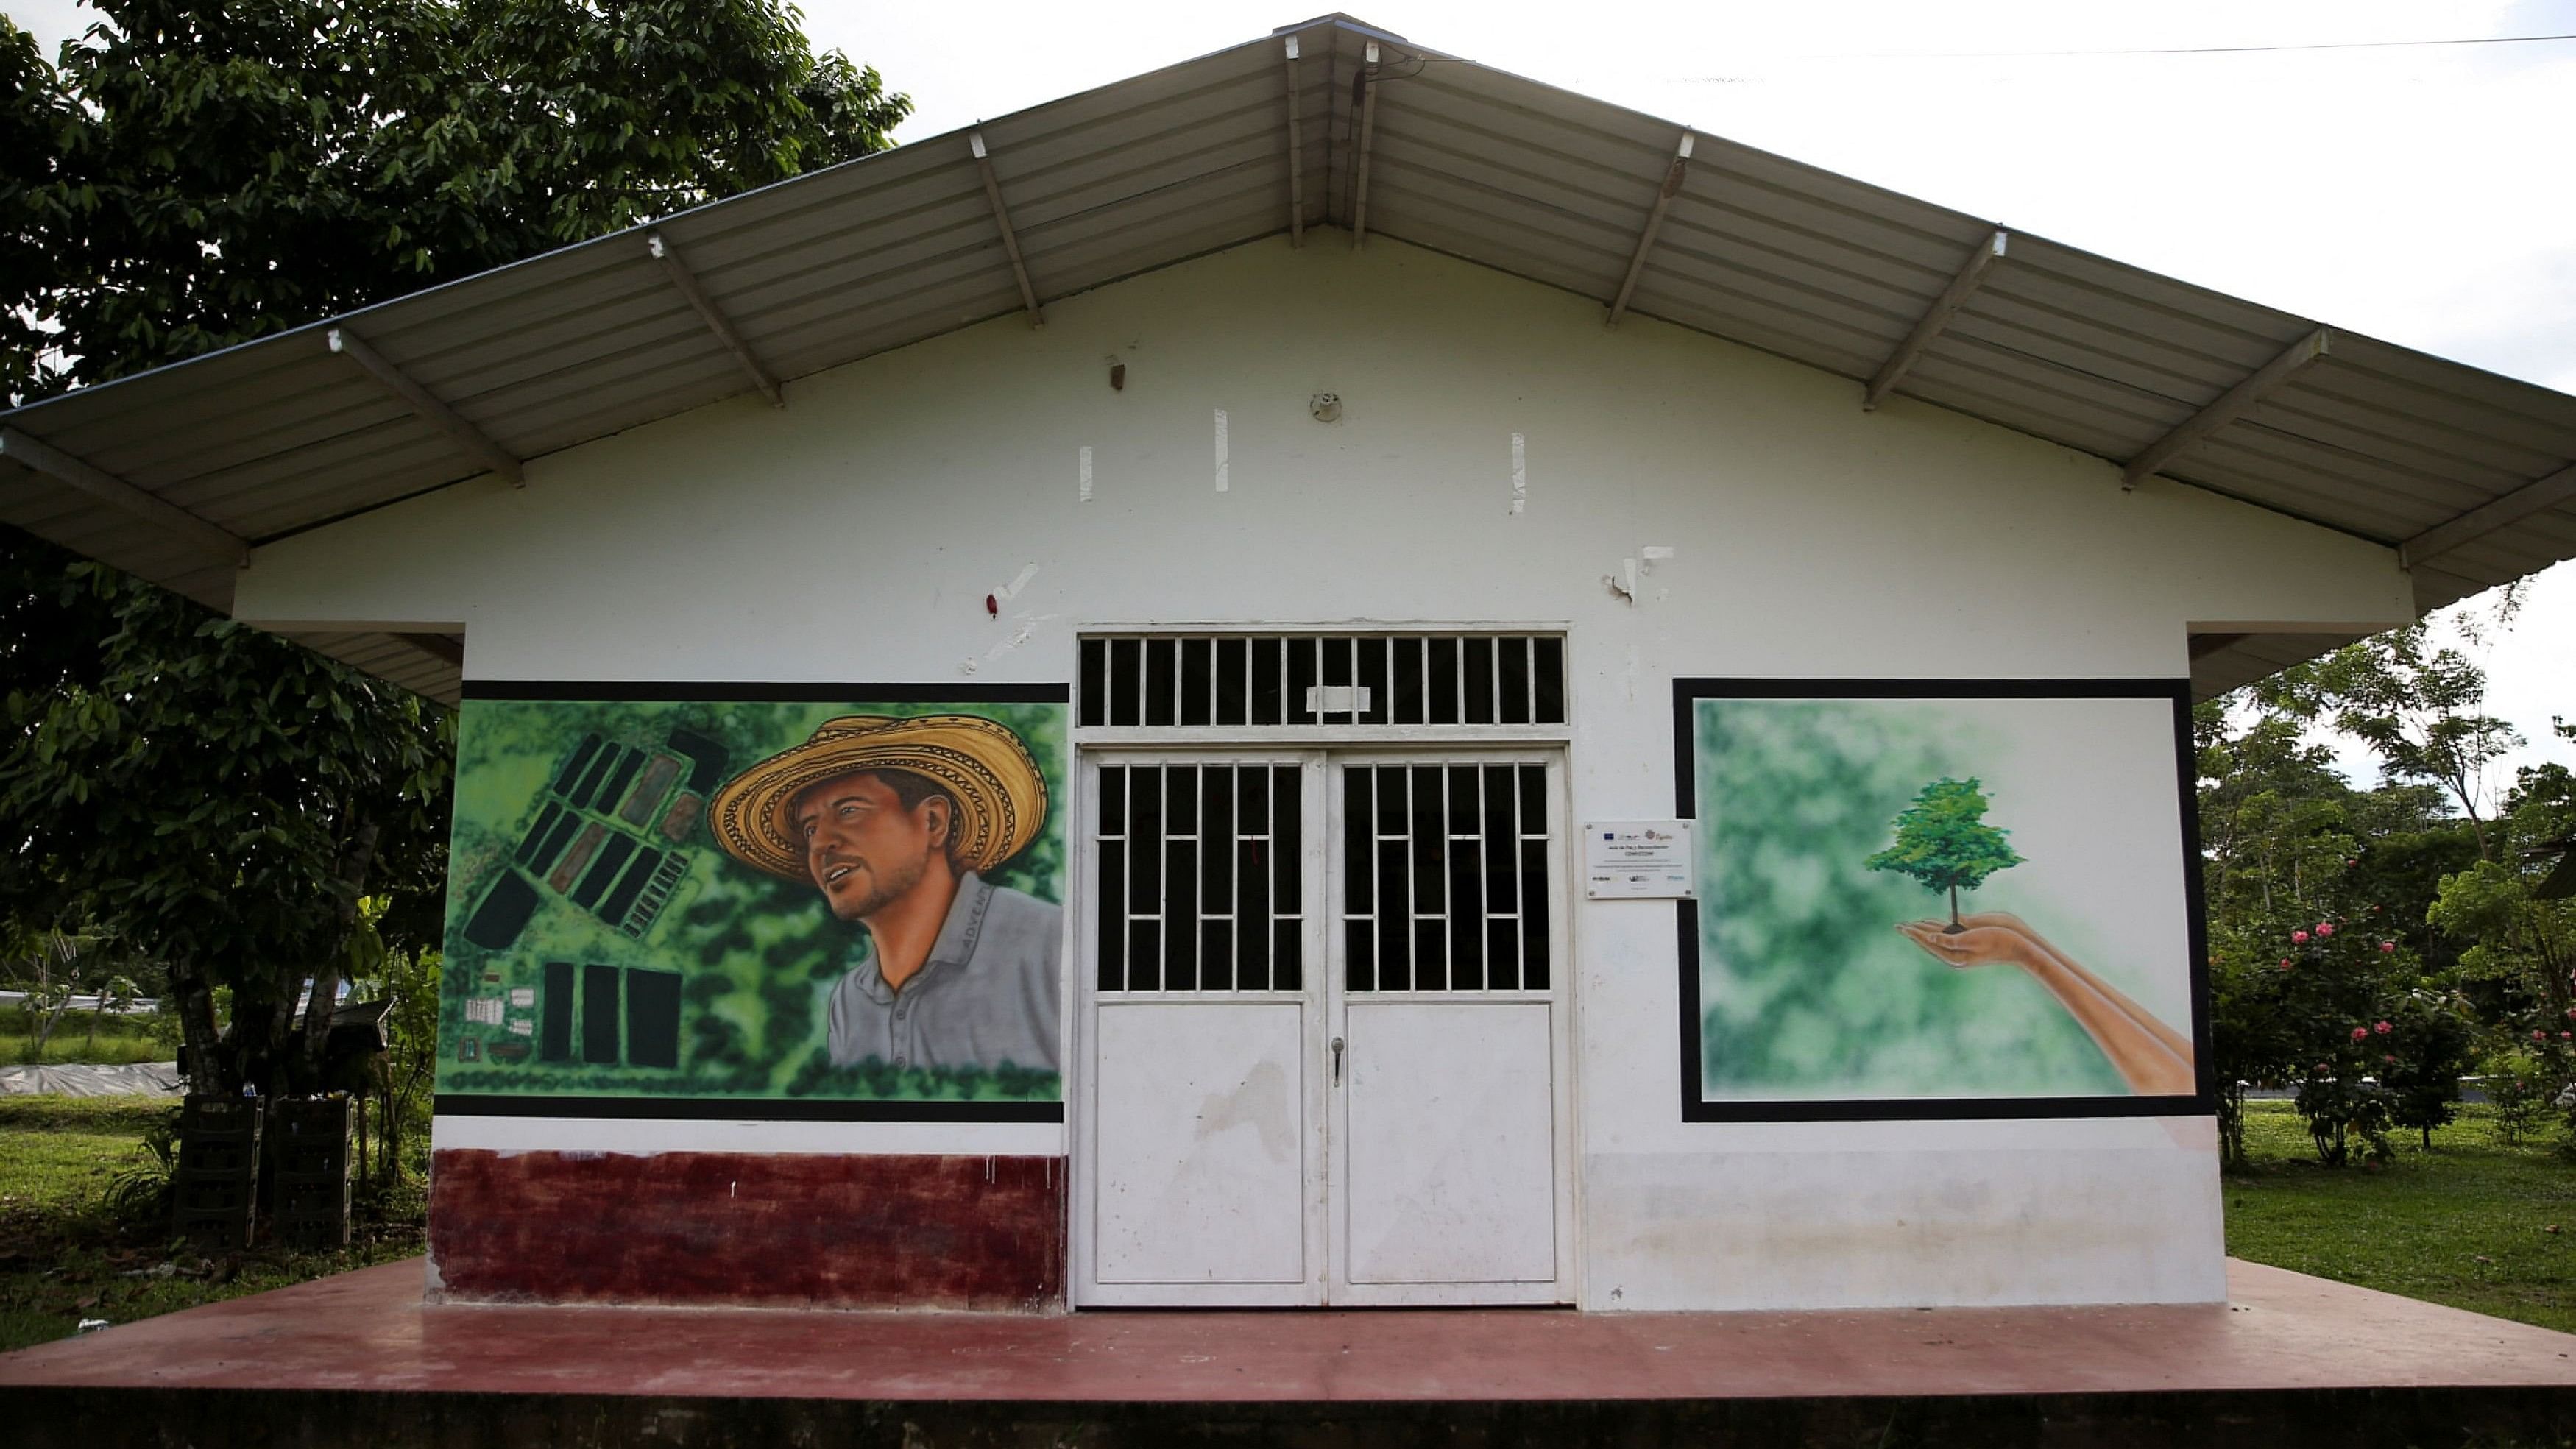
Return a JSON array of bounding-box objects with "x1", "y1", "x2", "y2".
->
[{"x1": 707, "y1": 715, "x2": 1047, "y2": 881}]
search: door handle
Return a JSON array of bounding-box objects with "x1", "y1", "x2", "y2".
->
[{"x1": 1331, "y1": 1036, "x2": 1345, "y2": 1084}]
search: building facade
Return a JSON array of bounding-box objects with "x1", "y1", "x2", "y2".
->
[{"x1": 5, "y1": 15, "x2": 2566, "y2": 1317}]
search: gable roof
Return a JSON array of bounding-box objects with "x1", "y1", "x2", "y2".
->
[{"x1": 6, "y1": 12, "x2": 2572, "y2": 706}]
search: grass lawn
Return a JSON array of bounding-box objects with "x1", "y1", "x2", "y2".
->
[
  {"x1": 0, "y1": 1035, "x2": 171, "y2": 1066},
  {"x1": 0, "y1": 1095, "x2": 423, "y2": 1355},
  {"x1": 2226, "y1": 1098, "x2": 2576, "y2": 1333}
]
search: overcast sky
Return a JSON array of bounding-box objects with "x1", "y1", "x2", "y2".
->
[{"x1": 11, "y1": 0, "x2": 2573, "y2": 801}]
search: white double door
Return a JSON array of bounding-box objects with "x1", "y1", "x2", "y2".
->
[{"x1": 1073, "y1": 751, "x2": 1573, "y2": 1306}]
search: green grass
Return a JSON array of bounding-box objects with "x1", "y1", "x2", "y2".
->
[
  {"x1": 0, "y1": 1094, "x2": 424, "y2": 1355},
  {"x1": 0, "y1": 1035, "x2": 172, "y2": 1066},
  {"x1": 2226, "y1": 1099, "x2": 2576, "y2": 1333}
]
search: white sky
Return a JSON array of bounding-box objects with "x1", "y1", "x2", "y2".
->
[{"x1": 10, "y1": 0, "x2": 2574, "y2": 801}]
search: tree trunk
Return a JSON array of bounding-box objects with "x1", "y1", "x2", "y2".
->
[
  {"x1": 1945, "y1": 883, "x2": 1963, "y2": 933},
  {"x1": 295, "y1": 818, "x2": 381, "y2": 1085},
  {"x1": 167, "y1": 953, "x2": 232, "y2": 1094}
]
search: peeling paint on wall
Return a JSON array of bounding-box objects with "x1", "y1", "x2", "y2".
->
[
  {"x1": 1078, "y1": 446, "x2": 1094, "y2": 503},
  {"x1": 1214, "y1": 408, "x2": 1230, "y2": 492},
  {"x1": 1511, "y1": 433, "x2": 1527, "y2": 515}
]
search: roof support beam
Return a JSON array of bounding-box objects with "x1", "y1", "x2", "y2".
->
[
  {"x1": 394, "y1": 631, "x2": 466, "y2": 667},
  {"x1": 1283, "y1": 36, "x2": 1306, "y2": 247},
  {"x1": 647, "y1": 233, "x2": 783, "y2": 408},
  {"x1": 2121, "y1": 327, "x2": 2331, "y2": 492},
  {"x1": 2399, "y1": 461, "x2": 2576, "y2": 570},
  {"x1": 0, "y1": 425, "x2": 252, "y2": 567},
  {"x1": 1349, "y1": 41, "x2": 1381, "y2": 249},
  {"x1": 328, "y1": 327, "x2": 524, "y2": 486},
  {"x1": 1605, "y1": 133, "x2": 1694, "y2": 327},
  {"x1": 969, "y1": 131, "x2": 1044, "y2": 327},
  {"x1": 1862, "y1": 229, "x2": 2007, "y2": 410}
]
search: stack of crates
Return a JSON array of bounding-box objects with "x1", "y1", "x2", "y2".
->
[
  {"x1": 172, "y1": 1096, "x2": 262, "y2": 1250},
  {"x1": 268, "y1": 1095, "x2": 355, "y2": 1250}
]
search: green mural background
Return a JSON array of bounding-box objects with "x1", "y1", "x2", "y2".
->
[
  {"x1": 438, "y1": 695, "x2": 1067, "y2": 1105},
  {"x1": 1694, "y1": 695, "x2": 2189, "y2": 1102}
]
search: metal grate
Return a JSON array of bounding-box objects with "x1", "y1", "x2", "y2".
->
[
  {"x1": 1079, "y1": 634, "x2": 1565, "y2": 729},
  {"x1": 1341, "y1": 764, "x2": 1551, "y2": 993},
  {"x1": 1094, "y1": 763, "x2": 1305, "y2": 992}
]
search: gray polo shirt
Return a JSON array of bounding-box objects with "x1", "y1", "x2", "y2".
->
[{"x1": 824, "y1": 871, "x2": 1063, "y2": 1074}]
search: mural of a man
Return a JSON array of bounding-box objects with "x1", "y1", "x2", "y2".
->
[{"x1": 708, "y1": 715, "x2": 1060, "y2": 1074}]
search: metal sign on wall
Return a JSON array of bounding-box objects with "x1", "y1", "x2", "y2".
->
[{"x1": 1584, "y1": 821, "x2": 1694, "y2": 899}]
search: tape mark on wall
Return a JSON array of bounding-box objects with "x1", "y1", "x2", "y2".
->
[
  {"x1": 1510, "y1": 433, "x2": 1527, "y2": 515},
  {"x1": 1078, "y1": 445, "x2": 1093, "y2": 503},
  {"x1": 1214, "y1": 409, "x2": 1229, "y2": 492}
]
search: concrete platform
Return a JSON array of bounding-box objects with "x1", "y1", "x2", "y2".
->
[{"x1": 5, "y1": 1258, "x2": 2576, "y2": 1446}]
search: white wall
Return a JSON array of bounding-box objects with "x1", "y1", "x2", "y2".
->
[{"x1": 244, "y1": 233, "x2": 2412, "y2": 1311}]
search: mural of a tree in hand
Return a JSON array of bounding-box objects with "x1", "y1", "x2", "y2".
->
[{"x1": 1866, "y1": 776, "x2": 2025, "y2": 932}]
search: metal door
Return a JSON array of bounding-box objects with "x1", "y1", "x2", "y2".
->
[
  {"x1": 1326, "y1": 754, "x2": 1573, "y2": 1305},
  {"x1": 1072, "y1": 751, "x2": 1570, "y2": 1306}
]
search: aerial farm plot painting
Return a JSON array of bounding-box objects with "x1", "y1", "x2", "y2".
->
[
  {"x1": 437, "y1": 683, "x2": 1069, "y2": 1121},
  {"x1": 1672, "y1": 679, "x2": 2209, "y2": 1122}
]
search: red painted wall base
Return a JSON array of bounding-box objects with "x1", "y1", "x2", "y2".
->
[{"x1": 428, "y1": 1149, "x2": 1066, "y2": 1311}]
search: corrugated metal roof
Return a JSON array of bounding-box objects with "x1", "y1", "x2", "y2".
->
[{"x1": 7, "y1": 12, "x2": 2571, "y2": 705}]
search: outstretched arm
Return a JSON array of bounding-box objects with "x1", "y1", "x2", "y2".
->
[{"x1": 1897, "y1": 913, "x2": 2195, "y2": 1096}]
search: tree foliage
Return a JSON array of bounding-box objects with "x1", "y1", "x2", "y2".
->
[
  {"x1": 0, "y1": 536, "x2": 452, "y2": 1094},
  {"x1": 1866, "y1": 776, "x2": 2023, "y2": 928},
  {"x1": 3, "y1": 0, "x2": 910, "y2": 399},
  {"x1": 0, "y1": 0, "x2": 910, "y2": 1103},
  {"x1": 2200, "y1": 597, "x2": 2572, "y2": 1169}
]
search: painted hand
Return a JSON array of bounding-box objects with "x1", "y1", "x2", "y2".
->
[{"x1": 1895, "y1": 916, "x2": 2042, "y2": 971}]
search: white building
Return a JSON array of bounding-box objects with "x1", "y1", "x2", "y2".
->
[{"x1": 5, "y1": 14, "x2": 2569, "y2": 1315}]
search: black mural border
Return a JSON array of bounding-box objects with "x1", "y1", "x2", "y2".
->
[
  {"x1": 1669, "y1": 676, "x2": 2215, "y2": 1124},
  {"x1": 461, "y1": 680, "x2": 1069, "y2": 704},
  {"x1": 445, "y1": 676, "x2": 1071, "y2": 1125},
  {"x1": 434, "y1": 1094, "x2": 1063, "y2": 1122}
]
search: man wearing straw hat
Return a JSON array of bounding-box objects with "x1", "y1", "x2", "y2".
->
[{"x1": 709, "y1": 714, "x2": 1060, "y2": 1076}]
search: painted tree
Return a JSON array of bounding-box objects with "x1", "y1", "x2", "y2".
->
[{"x1": 1867, "y1": 776, "x2": 2024, "y2": 932}]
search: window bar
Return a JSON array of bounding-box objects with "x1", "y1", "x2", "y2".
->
[
  {"x1": 1382, "y1": 634, "x2": 1396, "y2": 729},
  {"x1": 1171, "y1": 643, "x2": 1183, "y2": 734},
  {"x1": 1524, "y1": 637, "x2": 1538, "y2": 726},
  {"x1": 1243, "y1": 637, "x2": 1256, "y2": 729},
  {"x1": 1278, "y1": 634, "x2": 1290, "y2": 728},
  {"x1": 1100, "y1": 637, "x2": 1114, "y2": 732},
  {"x1": 1454, "y1": 642, "x2": 1467, "y2": 729}
]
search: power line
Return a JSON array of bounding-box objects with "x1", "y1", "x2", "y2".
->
[{"x1": 1787, "y1": 32, "x2": 2576, "y2": 61}]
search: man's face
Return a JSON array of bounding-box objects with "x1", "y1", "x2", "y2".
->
[{"x1": 790, "y1": 772, "x2": 948, "y2": 922}]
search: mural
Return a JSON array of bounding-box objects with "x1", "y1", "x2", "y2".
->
[
  {"x1": 438, "y1": 687, "x2": 1068, "y2": 1117},
  {"x1": 1673, "y1": 681, "x2": 2206, "y2": 1119}
]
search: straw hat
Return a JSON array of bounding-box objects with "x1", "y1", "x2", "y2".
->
[{"x1": 707, "y1": 715, "x2": 1047, "y2": 881}]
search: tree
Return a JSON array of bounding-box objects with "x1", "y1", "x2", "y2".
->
[
  {"x1": 4, "y1": 0, "x2": 910, "y2": 398},
  {"x1": 2261, "y1": 617, "x2": 2522, "y2": 860},
  {"x1": 1867, "y1": 776, "x2": 2025, "y2": 931},
  {"x1": 0, "y1": 545, "x2": 453, "y2": 1095},
  {"x1": 2430, "y1": 754, "x2": 2576, "y2": 1027},
  {"x1": 0, "y1": 1, "x2": 912, "y2": 1097}
]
